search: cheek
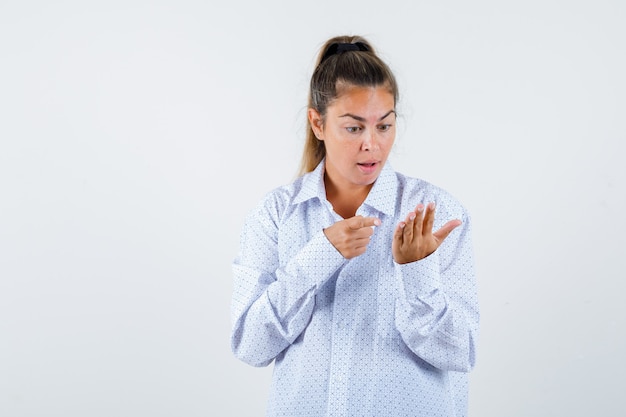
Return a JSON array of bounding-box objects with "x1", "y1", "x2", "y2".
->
[
  {"x1": 385, "y1": 136, "x2": 396, "y2": 149},
  {"x1": 381, "y1": 132, "x2": 396, "y2": 149},
  {"x1": 326, "y1": 140, "x2": 352, "y2": 159},
  {"x1": 338, "y1": 140, "x2": 360, "y2": 155},
  {"x1": 325, "y1": 131, "x2": 354, "y2": 153}
]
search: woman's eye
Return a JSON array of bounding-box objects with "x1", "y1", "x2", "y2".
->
[
  {"x1": 346, "y1": 127, "x2": 361, "y2": 133},
  {"x1": 378, "y1": 124, "x2": 392, "y2": 132}
]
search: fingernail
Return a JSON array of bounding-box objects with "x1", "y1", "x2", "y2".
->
[
  {"x1": 416, "y1": 206, "x2": 423, "y2": 213},
  {"x1": 409, "y1": 213, "x2": 416, "y2": 220},
  {"x1": 374, "y1": 219, "x2": 381, "y2": 226}
]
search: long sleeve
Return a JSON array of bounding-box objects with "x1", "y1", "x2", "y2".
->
[
  {"x1": 393, "y1": 210, "x2": 479, "y2": 372},
  {"x1": 230, "y1": 197, "x2": 346, "y2": 367}
]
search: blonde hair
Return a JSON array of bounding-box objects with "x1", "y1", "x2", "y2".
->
[{"x1": 299, "y1": 35, "x2": 399, "y2": 175}]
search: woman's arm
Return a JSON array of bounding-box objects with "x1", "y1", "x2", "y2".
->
[
  {"x1": 393, "y1": 209, "x2": 480, "y2": 372},
  {"x1": 230, "y1": 200, "x2": 346, "y2": 367}
]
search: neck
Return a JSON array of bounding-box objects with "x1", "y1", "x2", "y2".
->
[{"x1": 324, "y1": 173, "x2": 373, "y2": 219}]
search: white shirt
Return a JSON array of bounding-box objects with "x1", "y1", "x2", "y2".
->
[{"x1": 231, "y1": 161, "x2": 479, "y2": 417}]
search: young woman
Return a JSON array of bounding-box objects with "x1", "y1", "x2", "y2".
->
[{"x1": 231, "y1": 35, "x2": 479, "y2": 417}]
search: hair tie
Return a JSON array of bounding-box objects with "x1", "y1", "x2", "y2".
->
[
  {"x1": 335, "y1": 43, "x2": 360, "y2": 53},
  {"x1": 321, "y1": 42, "x2": 368, "y2": 63}
]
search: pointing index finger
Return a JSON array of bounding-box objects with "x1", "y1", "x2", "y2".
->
[
  {"x1": 348, "y1": 216, "x2": 381, "y2": 230},
  {"x1": 363, "y1": 217, "x2": 382, "y2": 228}
]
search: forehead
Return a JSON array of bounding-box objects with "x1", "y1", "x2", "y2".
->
[{"x1": 328, "y1": 86, "x2": 395, "y2": 118}]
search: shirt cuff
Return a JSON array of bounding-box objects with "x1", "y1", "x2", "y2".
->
[
  {"x1": 395, "y1": 253, "x2": 442, "y2": 300},
  {"x1": 278, "y1": 230, "x2": 347, "y2": 295}
]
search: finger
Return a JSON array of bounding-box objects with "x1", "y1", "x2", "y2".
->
[
  {"x1": 354, "y1": 233, "x2": 373, "y2": 245},
  {"x1": 402, "y1": 211, "x2": 416, "y2": 244},
  {"x1": 354, "y1": 224, "x2": 375, "y2": 239},
  {"x1": 393, "y1": 221, "x2": 406, "y2": 245},
  {"x1": 347, "y1": 215, "x2": 365, "y2": 230},
  {"x1": 361, "y1": 216, "x2": 382, "y2": 228},
  {"x1": 422, "y1": 202, "x2": 435, "y2": 236},
  {"x1": 348, "y1": 215, "x2": 381, "y2": 230},
  {"x1": 412, "y1": 204, "x2": 425, "y2": 236},
  {"x1": 352, "y1": 233, "x2": 374, "y2": 254},
  {"x1": 433, "y1": 219, "x2": 462, "y2": 242}
]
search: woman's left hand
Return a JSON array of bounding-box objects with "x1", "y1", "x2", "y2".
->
[{"x1": 392, "y1": 202, "x2": 461, "y2": 264}]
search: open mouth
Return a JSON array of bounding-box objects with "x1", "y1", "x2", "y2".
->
[{"x1": 357, "y1": 161, "x2": 379, "y2": 173}]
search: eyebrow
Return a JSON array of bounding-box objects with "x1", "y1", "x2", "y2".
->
[{"x1": 338, "y1": 110, "x2": 396, "y2": 122}]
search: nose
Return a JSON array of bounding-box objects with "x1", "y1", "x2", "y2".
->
[{"x1": 361, "y1": 129, "x2": 378, "y2": 152}]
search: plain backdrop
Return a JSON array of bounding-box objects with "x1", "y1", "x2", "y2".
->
[{"x1": 1, "y1": 1, "x2": 624, "y2": 416}]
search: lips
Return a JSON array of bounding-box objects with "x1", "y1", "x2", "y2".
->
[
  {"x1": 357, "y1": 161, "x2": 379, "y2": 174},
  {"x1": 358, "y1": 160, "x2": 379, "y2": 167}
]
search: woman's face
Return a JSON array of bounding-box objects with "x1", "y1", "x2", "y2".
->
[{"x1": 309, "y1": 85, "x2": 396, "y2": 191}]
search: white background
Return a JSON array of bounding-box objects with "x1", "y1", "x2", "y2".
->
[{"x1": 1, "y1": 1, "x2": 624, "y2": 416}]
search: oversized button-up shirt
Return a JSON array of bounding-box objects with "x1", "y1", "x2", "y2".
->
[{"x1": 231, "y1": 161, "x2": 479, "y2": 417}]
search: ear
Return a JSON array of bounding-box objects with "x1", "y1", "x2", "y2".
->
[{"x1": 308, "y1": 108, "x2": 324, "y2": 140}]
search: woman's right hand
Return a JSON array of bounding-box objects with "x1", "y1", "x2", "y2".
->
[{"x1": 323, "y1": 215, "x2": 381, "y2": 259}]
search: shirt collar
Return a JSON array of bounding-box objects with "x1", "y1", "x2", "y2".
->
[
  {"x1": 293, "y1": 159, "x2": 398, "y2": 217},
  {"x1": 293, "y1": 160, "x2": 327, "y2": 205}
]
